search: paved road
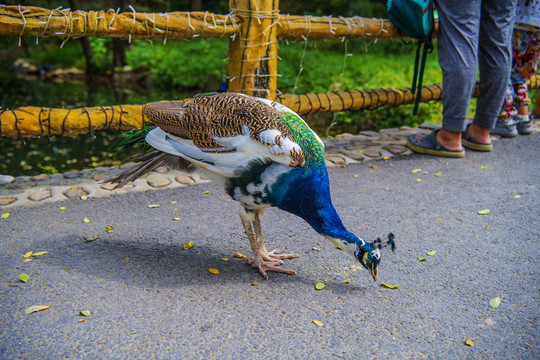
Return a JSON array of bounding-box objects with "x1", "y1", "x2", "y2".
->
[{"x1": 1, "y1": 133, "x2": 538, "y2": 359}]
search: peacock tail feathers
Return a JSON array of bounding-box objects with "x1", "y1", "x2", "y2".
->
[{"x1": 112, "y1": 125, "x2": 155, "y2": 154}]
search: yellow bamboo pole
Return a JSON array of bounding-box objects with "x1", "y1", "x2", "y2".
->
[
  {"x1": 0, "y1": 105, "x2": 144, "y2": 138},
  {"x1": 275, "y1": 85, "x2": 442, "y2": 115},
  {"x1": 227, "y1": 0, "x2": 279, "y2": 99},
  {"x1": 275, "y1": 15, "x2": 438, "y2": 40},
  {"x1": 0, "y1": 5, "x2": 239, "y2": 41},
  {"x1": 0, "y1": 5, "x2": 431, "y2": 42},
  {"x1": 3, "y1": 74, "x2": 538, "y2": 138}
]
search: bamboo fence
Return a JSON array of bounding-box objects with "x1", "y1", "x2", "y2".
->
[{"x1": 0, "y1": 1, "x2": 536, "y2": 138}]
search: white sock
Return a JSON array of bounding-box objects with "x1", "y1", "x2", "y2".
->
[{"x1": 516, "y1": 114, "x2": 529, "y2": 123}]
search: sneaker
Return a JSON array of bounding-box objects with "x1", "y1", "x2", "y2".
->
[
  {"x1": 490, "y1": 117, "x2": 518, "y2": 137},
  {"x1": 516, "y1": 115, "x2": 534, "y2": 135}
]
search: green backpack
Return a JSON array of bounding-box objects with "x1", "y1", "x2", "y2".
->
[{"x1": 387, "y1": 0, "x2": 435, "y2": 115}]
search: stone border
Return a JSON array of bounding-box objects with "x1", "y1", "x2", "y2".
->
[{"x1": 1, "y1": 121, "x2": 538, "y2": 209}]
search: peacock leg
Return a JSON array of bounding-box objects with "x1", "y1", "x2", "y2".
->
[
  {"x1": 239, "y1": 209, "x2": 296, "y2": 279},
  {"x1": 252, "y1": 211, "x2": 299, "y2": 262}
]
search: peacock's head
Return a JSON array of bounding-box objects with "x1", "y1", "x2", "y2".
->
[{"x1": 355, "y1": 233, "x2": 396, "y2": 282}]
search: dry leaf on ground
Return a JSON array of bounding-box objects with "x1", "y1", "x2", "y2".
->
[
  {"x1": 25, "y1": 305, "x2": 50, "y2": 314},
  {"x1": 381, "y1": 282, "x2": 400, "y2": 289},
  {"x1": 183, "y1": 242, "x2": 195, "y2": 250},
  {"x1": 315, "y1": 282, "x2": 326, "y2": 290},
  {"x1": 489, "y1": 296, "x2": 501, "y2": 308}
]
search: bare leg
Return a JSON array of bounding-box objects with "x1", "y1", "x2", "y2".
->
[{"x1": 239, "y1": 209, "x2": 297, "y2": 279}]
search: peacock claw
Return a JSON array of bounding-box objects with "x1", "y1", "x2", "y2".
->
[
  {"x1": 250, "y1": 256, "x2": 297, "y2": 280},
  {"x1": 249, "y1": 249, "x2": 299, "y2": 279}
]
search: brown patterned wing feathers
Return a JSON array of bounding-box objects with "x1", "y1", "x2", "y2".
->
[{"x1": 143, "y1": 93, "x2": 305, "y2": 165}]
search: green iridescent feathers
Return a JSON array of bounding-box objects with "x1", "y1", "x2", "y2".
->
[{"x1": 278, "y1": 113, "x2": 325, "y2": 168}]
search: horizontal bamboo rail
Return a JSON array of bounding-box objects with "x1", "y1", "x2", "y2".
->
[
  {"x1": 0, "y1": 5, "x2": 428, "y2": 42},
  {"x1": 2, "y1": 74, "x2": 538, "y2": 138}
]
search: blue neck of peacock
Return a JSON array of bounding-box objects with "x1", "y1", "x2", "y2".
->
[{"x1": 272, "y1": 166, "x2": 366, "y2": 254}]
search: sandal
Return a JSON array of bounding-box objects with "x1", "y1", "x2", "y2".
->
[
  {"x1": 406, "y1": 130, "x2": 465, "y2": 158},
  {"x1": 462, "y1": 124, "x2": 493, "y2": 151}
]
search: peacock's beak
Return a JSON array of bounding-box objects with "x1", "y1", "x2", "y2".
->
[{"x1": 369, "y1": 269, "x2": 378, "y2": 282}]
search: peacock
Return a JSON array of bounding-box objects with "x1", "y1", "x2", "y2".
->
[{"x1": 106, "y1": 92, "x2": 395, "y2": 281}]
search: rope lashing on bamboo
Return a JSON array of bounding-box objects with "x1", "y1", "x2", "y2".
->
[{"x1": 0, "y1": 5, "x2": 436, "y2": 42}]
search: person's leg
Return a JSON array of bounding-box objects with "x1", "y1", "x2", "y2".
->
[
  {"x1": 512, "y1": 29, "x2": 540, "y2": 134},
  {"x1": 435, "y1": 0, "x2": 482, "y2": 149},
  {"x1": 472, "y1": 0, "x2": 517, "y2": 140}
]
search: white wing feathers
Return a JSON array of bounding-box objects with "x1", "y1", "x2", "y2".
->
[{"x1": 145, "y1": 126, "x2": 298, "y2": 178}]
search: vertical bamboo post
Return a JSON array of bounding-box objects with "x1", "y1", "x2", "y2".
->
[{"x1": 228, "y1": 0, "x2": 279, "y2": 99}]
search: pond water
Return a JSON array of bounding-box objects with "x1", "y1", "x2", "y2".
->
[{"x1": 0, "y1": 71, "x2": 361, "y2": 177}]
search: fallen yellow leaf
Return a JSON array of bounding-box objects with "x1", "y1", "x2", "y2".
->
[
  {"x1": 434, "y1": 172, "x2": 442, "y2": 177},
  {"x1": 83, "y1": 217, "x2": 90, "y2": 223},
  {"x1": 368, "y1": 164, "x2": 378, "y2": 169},
  {"x1": 234, "y1": 253, "x2": 247, "y2": 259},
  {"x1": 381, "y1": 282, "x2": 400, "y2": 289},
  {"x1": 105, "y1": 225, "x2": 114, "y2": 233},
  {"x1": 465, "y1": 339, "x2": 475, "y2": 346},
  {"x1": 478, "y1": 209, "x2": 490, "y2": 215},
  {"x1": 83, "y1": 235, "x2": 100, "y2": 242},
  {"x1": 23, "y1": 258, "x2": 33, "y2": 263},
  {"x1": 418, "y1": 254, "x2": 426, "y2": 261},
  {"x1": 59, "y1": 207, "x2": 66, "y2": 210},
  {"x1": 19, "y1": 273, "x2": 29, "y2": 283},
  {"x1": 513, "y1": 195, "x2": 521, "y2": 199},
  {"x1": 251, "y1": 281, "x2": 259, "y2": 286},
  {"x1": 382, "y1": 156, "x2": 390, "y2": 160},
  {"x1": 147, "y1": 204, "x2": 160, "y2": 208},
  {"x1": 353, "y1": 174, "x2": 359, "y2": 178},
  {"x1": 411, "y1": 168, "x2": 422, "y2": 174},
  {"x1": 358, "y1": 148, "x2": 364, "y2": 153},
  {"x1": 312, "y1": 320, "x2": 324, "y2": 327},
  {"x1": 25, "y1": 305, "x2": 50, "y2": 314},
  {"x1": 480, "y1": 165, "x2": 490, "y2": 170},
  {"x1": 79, "y1": 310, "x2": 92, "y2": 317},
  {"x1": 342, "y1": 279, "x2": 351, "y2": 284},
  {"x1": 81, "y1": 195, "x2": 88, "y2": 200},
  {"x1": 31, "y1": 251, "x2": 48, "y2": 257},
  {"x1": 1, "y1": 212, "x2": 10, "y2": 219},
  {"x1": 489, "y1": 296, "x2": 501, "y2": 308},
  {"x1": 208, "y1": 268, "x2": 219, "y2": 274},
  {"x1": 172, "y1": 217, "x2": 181, "y2": 221},
  {"x1": 222, "y1": 258, "x2": 229, "y2": 261},
  {"x1": 427, "y1": 250, "x2": 437, "y2": 256},
  {"x1": 203, "y1": 191, "x2": 210, "y2": 194},
  {"x1": 183, "y1": 242, "x2": 195, "y2": 250},
  {"x1": 23, "y1": 251, "x2": 33, "y2": 258},
  {"x1": 315, "y1": 282, "x2": 326, "y2": 290},
  {"x1": 416, "y1": 178, "x2": 421, "y2": 182}
]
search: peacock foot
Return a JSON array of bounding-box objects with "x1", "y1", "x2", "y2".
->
[{"x1": 248, "y1": 250, "x2": 299, "y2": 279}]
